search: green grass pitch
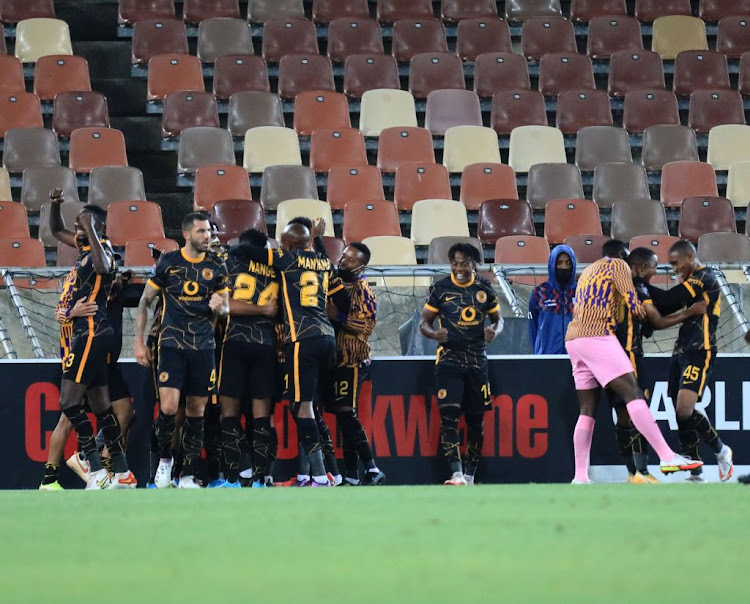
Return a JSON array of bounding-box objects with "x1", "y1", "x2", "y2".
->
[{"x1": 1, "y1": 485, "x2": 745, "y2": 603}]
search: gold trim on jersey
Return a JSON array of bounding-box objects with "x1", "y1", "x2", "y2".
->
[
  {"x1": 293, "y1": 341, "x2": 301, "y2": 401},
  {"x1": 450, "y1": 274, "x2": 476, "y2": 288},
  {"x1": 281, "y1": 273, "x2": 298, "y2": 342},
  {"x1": 424, "y1": 303, "x2": 439, "y2": 313},
  {"x1": 147, "y1": 278, "x2": 161, "y2": 290},
  {"x1": 180, "y1": 248, "x2": 205, "y2": 264},
  {"x1": 75, "y1": 274, "x2": 101, "y2": 382},
  {"x1": 699, "y1": 349, "x2": 712, "y2": 396}
]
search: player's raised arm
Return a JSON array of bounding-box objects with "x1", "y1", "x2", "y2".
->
[
  {"x1": 48, "y1": 188, "x2": 77, "y2": 248},
  {"x1": 79, "y1": 210, "x2": 111, "y2": 275},
  {"x1": 612, "y1": 259, "x2": 646, "y2": 319}
]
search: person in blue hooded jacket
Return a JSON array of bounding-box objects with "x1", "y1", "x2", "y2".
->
[{"x1": 528, "y1": 245, "x2": 576, "y2": 354}]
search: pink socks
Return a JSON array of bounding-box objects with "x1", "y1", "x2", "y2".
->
[
  {"x1": 626, "y1": 399, "x2": 675, "y2": 461},
  {"x1": 573, "y1": 415, "x2": 595, "y2": 481}
]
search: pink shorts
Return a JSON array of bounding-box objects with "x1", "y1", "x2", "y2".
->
[{"x1": 565, "y1": 335, "x2": 635, "y2": 390}]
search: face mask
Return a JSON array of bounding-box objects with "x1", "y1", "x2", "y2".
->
[
  {"x1": 633, "y1": 275, "x2": 647, "y2": 285},
  {"x1": 556, "y1": 267, "x2": 573, "y2": 285},
  {"x1": 339, "y1": 265, "x2": 363, "y2": 282}
]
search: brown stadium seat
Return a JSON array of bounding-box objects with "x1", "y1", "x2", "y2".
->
[
  {"x1": 327, "y1": 18, "x2": 384, "y2": 63},
  {"x1": 211, "y1": 199, "x2": 267, "y2": 241},
  {"x1": 610, "y1": 198, "x2": 669, "y2": 242},
  {"x1": 313, "y1": 0, "x2": 369, "y2": 23},
  {"x1": 0, "y1": 93, "x2": 43, "y2": 138},
  {"x1": 661, "y1": 160, "x2": 718, "y2": 207},
  {"x1": 260, "y1": 165, "x2": 318, "y2": 210},
  {"x1": 571, "y1": 0, "x2": 627, "y2": 22},
  {"x1": 393, "y1": 163, "x2": 452, "y2": 211},
  {"x1": 161, "y1": 91, "x2": 219, "y2": 138},
  {"x1": 106, "y1": 200, "x2": 165, "y2": 246},
  {"x1": 490, "y1": 90, "x2": 547, "y2": 135},
  {"x1": 586, "y1": 16, "x2": 644, "y2": 60},
  {"x1": 0, "y1": 56, "x2": 25, "y2": 94},
  {"x1": 425, "y1": 90, "x2": 482, "y2": 136},
  {"x1": 262, "y1": 18, "x2": 319, "y2": 63},
  {"x1": 197, "y1": 18, "x2": 253, "y2": 64},
  {"x1": 700, "y1": 0, "x2": 750, "y2": 20},
  {"x1": 0, "y1": 237, "x2": 46, "y2": 267},
  {"x1": 278, "y1": 55, "x2": 335, "y2": 100},
  {"x1": 321, "y1": 236, "x2": 347, "y2": 262},
  {"x1": 212, "y1": 55, "x2": 270, "y2": 99},
  {"x1": 52, "y1": 92, "x2": 110, "y2": 138},
  {"x1": 377, "y1": 127, "x2": 435, "y2": 173},
  {"x1": 131, "y1": 19, "x2": 188, "y2": 65},
  {"x1": 717, "y1": 16, "x2": 750, "y2": 59},
  {"x1": 538, "y1": 53, "x2": 596, "y2": 97},
  {"x1": 3, "y1": 128, "x2": 60, "y2": 173},
  {"x1": 629, "y1": 235, "x2": 681, "y2": 263},
  {"x1": 544, "y1": 199, "x2": 602, "y2": 245},
  {"x1": 34, "y1": 55, "x2": 91, "y2": 101},
  {"x1": 564, "y1": 234, "x2": 610, "y2": 263},
  {"x1": 343, "y1": 200, "x2": 401, "y2": 242},
  {"x1": 310, "y1": 128, "x2": 367, "y2": 173},
  {"x1": 377, "y1": 0, "x2": 433, "y2": 23},
  {"x1": 228, "y1": 92, "x2": 284, "y2": 137},
  {"x1": 460, "y1": 163, "x2": 518, "y2": 210},
  {"x1": 183, "y1": 0, "x2": 240, "y2": 24},
  {"x1": 698, "y1": 232, "x2": 750, "y2": 264},
  {"x1": 526, "y1": 163, "x2": 584, "y2": 209},
  {"x1": 343, "y1": 54, "x2": 401, "y2": 98},
  {"x1": 494, "y1": 235, "x2": 550, "y2": 285},
  {"x1": 688, "y1": 90, "x2": 745, "y2": 134},
  {"x1": 147, "y1": 54, "x2": 204, "y2": 101},
  {"x1": 124, "y1": 238, "x2": 179, "y2": 266},
  {"x1": 608, "y1": 50, "x2": 665, "y2": 97},
  {"x1": 592, "y1": 162, "x2": 650, "y2": 209},
  {"x1": 635, "y1": 0, "x2": 691, "y2": 21},
  {"x1": 293, "y1": 91, "x2": 351, "y2": 137},
  {"x1": 194, "y1": 164, "x2": 251, "y2": 211},
  {"x1": 20, "y1": 166, "x2": 79, "y2": 212},
  {"x1": 177, "y1": 126, "x2": 235, "y2": 174},
  {"x1": 408, "y1": 53, "x2": 465, "y2": 99},
  {"x1": 505, "y1": 1, "x2": 563, "y2": 22},
  {"x1": 247, "y1": 0, "x2": 305, "y2": 23},
  {"x1": 327, "y1": 165, "x2": 384, "y2": 210},
  {"x1": 88, "y1": 166, "x2": 146, "y2": 208},
  {"x1": 641, "y1": 125, "x2": 699, "y2": 171},
  {"x1": 38, "y1": 200, "x2": 85, "y2": 246},
  {"x1": 473, "y1": 52, "x2": 531, "y2": 98},
  {"x1": 623, "y1": 90, "x2": 679, "y2": 133},
  {"x1": 652, "y1": 16, "x2": 708, "y2": 61},
  {"x1": 428, "y1": 236, "x2": 484, "y2": 265},
  {"x1": 477, "y1": 199, "x2": 535, "y2": 243},
  {"x1": 56, "y1": 241, "x2": 79, "y2": 266},
  {"x1": 521, "y1": 17, "x2": 577, "y2": 61},
  {"x1": 442, "y1": 0, "x2": 497, "y2": 22},
  {"x1": 392, "y1": 19, "x2": 448, "y2": 63},
  {"x1": 575, "y1": 126, "x2": 632, "y2": 172},
  {"x1": 68, "y1": 128, "x2": 127, "y2": 173},
  {"x1": 455, "y1": 17, "x2": 512, "y2": 61},
  {"x1": 678, "y1": 196, "x2": 737, "y2": 243},
  {"x1": 556, "y1": 90, "x2": 613, "y2": 135},
  {"x1": 118, "y1": 0, "x2": 175, "y2": 25},
  {"x1": 0, "y1": 0, "x2": 55, "y2": 23},
  {"x1": 673, "y1": 51, "x2": 731, "y2": 97},
  {"x1": 0, "y1": 202, "x2": 30, "y2": 238}
]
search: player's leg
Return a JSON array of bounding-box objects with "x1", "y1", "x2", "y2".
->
[
  {"x1": 315, "y1": 404, "x2": 341, "y2": 485},
  {"x1": 571, "y1": 388, "x2": 600, "y2": 484},
  {"x1": 86, "y1": 383, "x2": 135, "y2": 488},
  {"x1": 435, "y1": 364, "x2": 466, "y2": 485},
  {"x1": 153, "y1": 346, "x2": 188, "y2": 487},
  {"x1": 613, "y1": 404, "x2": 649, "y2": 483},
  {"x1": 39, "y1": 414, "x2": 73, "y2": 490},
  {"x1": 216, "y1": 341, "x2": 243, "y2": 487},
  {"x1": 203, "y1": 399, "x2": 223, "y2": 486},
  {"x1": 462, "y1": 367, "x2": 492, "y2": 485}
]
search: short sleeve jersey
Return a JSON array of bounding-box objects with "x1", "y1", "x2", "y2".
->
[{"x1": 614, "y1": 282, "x2": 654, "y2": 358}]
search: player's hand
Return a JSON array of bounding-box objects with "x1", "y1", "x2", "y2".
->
[
  {"x1": 134, "y1": 340, "x2": 151, "y2": 367},
  {"x1": 687, "y1": 300, "x2": 708, "y2": 316},
  {"x1": 69, "y1": 298, "x2": 97, "y2": 318},
  {"x1": 209, "y1": 293, "x2": 224, "y2": 313},
  {"x1": 80, "y1": 210, "x2": 98, "y2": 235},
  {"x1": 259, "y1": 300, "x2": 278, "y2": 317},
  {"x1": 49, "y1": 188, "x2": 64, "y2": 204},
  {"x1": 483, "y1": 326, "x2": 497, "y2": 343},
  {"x1": 435, "y1": 327, "x2": 449, "y2": 343},
  {"x1": 311, "y1": 217, "x2": 325, "y2": 238}
]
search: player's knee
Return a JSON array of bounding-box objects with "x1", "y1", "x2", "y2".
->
[{"x1": 160, "y1": 398, "x2": 179, "y2": 416}]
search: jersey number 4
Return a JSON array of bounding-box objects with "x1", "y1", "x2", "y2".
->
[{"x1": 233, "y1": 273, "x2": 279, "y2": 305}]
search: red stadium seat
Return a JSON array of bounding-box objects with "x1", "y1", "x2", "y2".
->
[
  {"x1": 563, "y1": 234, "x2": 610, "y2": 263},
  {"x1": 700, "y1": 0, "x2": 750, "y2": 21},
  {"x1": 312, "y1": 0, "x2": 369, "y2": 23},
  {"x1": 377, "y1": 127, "x2": 435, "y2": 173},
  {"x1": 183, "y1": 0, "x2": 240, "y2": 24},
  {"x1": 0, "y1": 202, "x2": 30, "y2": 238},
  {"x1": 490, "y1": 90, "x2": 547, "y2": 135},
  {"x1": 717, "y1": 16, "x2": 750, "y2": 59},
  {"x1": 343, "y1": 200, "x2": 401, "y2": 242},
  {"x1": 0, "y1": 237, "x2": 46, "y2": 268},
  {"x1": 161, "y1": 91, "x2": 219, "y2": 138},
  {"x1": 544, "y1": 198, "x2": 602, "y2": 245},
  {"x1": 124, "y1": 238, "x2": 179, "y2": 266},
  {"x1": 310, "y1": 128, "x2": 367, "y2": 173},
  {"x1": 586, "y1": 16, "x2": 644, "y2": 60},
  {"x1": 661, "y1": 160, "x2": 718, "y2": 207},
  {"x1": 571, "y1": 0, "x2": 627, "y2": 22},
  {"x1": 194, "y1": 164, "x2": 251, "y2": 211},
  {"x1": 505, "y1": 1, "x2": 564, "y2": 22},
  {"x1": 521, "y1": 17, "x2": 577, "y2": 61},
  {"x1": 212, "y1": 55, "x2": 270, "y2": 99},
  {"x1": 441, "y1": 0, "x2": 497, "y2": 22},
  {"x1": 460, "y1": 163, "x2": 518, "y2": 210},
  {"x1": 556, "y1": 90, "x2": 613, "y2": 135},
  {"x1": 68, "y1": 128, "x2": 128, "y2": 173},
  {"x1": 608, "y1": 50, "x2": 665, "y2": 97},
  {"x1": 247, "y1": 0, "x2": 305, "y2": 23},
  {"x1": 634, "y1": 0, "x2": 691, "y2": 22},
  {"x1": 678, "y1": 196, "x2": 737, "y2": 243},
  {"x1": 409, "y1": 52, "x2": 465, "y2": 99},
  {"x1": 327, "y1": 18, "x2": 384, "y2": 63},
  {"x1": 494, "y1": 235, "x2": 550, "y2": 285},
  {"x1": 538, "y1": 53, "x2": 595, "y2": 97},
  {"x1": 118, "y1": 0, "x2": 175, "y2": 25},
  {"x1": 455, "y1": 17, "x2": 512, "y2": 61},
  {"x1": 0, "y1": 93, "x2": 43, "y2": 138},
  {"x1": 0, "y1": 56, "x2": 26, "y2": 94},
  {"x1": 688, "y1": 90, "x2": 745, "y2": 134},
  {"x1": 739, "y1": 51, "x2": 750, "y2": 96},
  {"x1": 0, "y1": 0, "x2": 55, "y2": 23},
  {"x1": 392, "y1": 18, "x2": 448, "y2": 62},
  {"x1": 327, "y1": 165, "x2": 384, "y2": 210},
  {"x1": 394, "y1": 163, "x2": 452, "y2": 211},
  {"x1": 477, "y1": 199, "x2": 535, "y2": 243},
  {"x1": 277, "y1": 55, "x2": 335, "y2": 100},
  {"x1": 147, "y1": 54, "x2": 204, "y2": 101},
  {"x1": 34, "y1": 55, "x2": 91, "y2": 101},
  {"x1": 106, "y1": 200, "x2": 165, "y2": 246},
  {"x1": 131, "y1": 19, "x2": 188, "y2": 65},
  {"x1": 52, "y1": 92, "x2": 110, "y2": 138},
  {"x1": 377, "y1": 0, "x2": 433, "y2": 23},
  {"x1": 343, "y1": 54, "x2": 401, "y2": 99},
  {"x1": 673, "y1": 50, "x2": 731, "y2": 97},
  {"x1": 211, "y1": 199, "x2": 267, "y2": 241},
  {"x1": 622, "y1": 90, "x2": 680, "y2": 133},
  {"x1": 293, "y1": 91, "x2": 351, "y2": 137},
  {"x1": 629, "y1": 235, "x2": 681, "y2": 263},
  {"x1": 262, "y1": 18, "x2": 318, "y2": 63},
  {"x1": 473, "y1": 52, "x2": 531, "y2": 98}
]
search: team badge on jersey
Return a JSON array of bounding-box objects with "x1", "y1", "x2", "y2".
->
[
  {"x1": 438, "y1": 389, "x2": 447, "y2": 399},
  {"x1": 159, "y1": 372, "x2": 169, "y2": 382},
  {"x1": 202, "y1": 268, "x2": 214, "y2": 280},
  {"x1": 476, "y1": 291, "x2": 487, "y2": 303}
]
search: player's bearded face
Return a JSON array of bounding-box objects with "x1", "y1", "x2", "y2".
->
[
  {"x1": 185, "y1": 220, "x2": 211, "y2": 253},
  {"x1": 450, "y1": 252, "x2": 474, "y2": 284},
  {"x1": 338, "y1": 248, "x2": 365, "y2": 282}
]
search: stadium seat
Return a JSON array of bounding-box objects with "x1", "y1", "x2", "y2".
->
[
  {"x1": 211, "y1": 199, "x2": 267, "y2": 241},
  {"x1": 409, "y1": 53, "x2": 465, "y2": 99},
  {"x1": 526, "y1": 163, "x2": 584, "y2": 209},
  {"x1": 0, "y1": 0, "x2": 55, "y2": 23},
  {"x1": 310, "y1": 128, "x2": 367, "y2": 173},
  {"x1": 392, "y1": 19, "x2": 448, "y2": 62},
  {"x1": 228, "y1": 92, "x2": 284, "y2": 137},
  {"x1": 327, "y1": 18, "x2": 384, "y2": 63},
  {"x1": 88, "y1": 166, "x2": 146, "y2": 208},
  {"x1": 443, "y1": 126, "x2": 501, "y2": 173},
  {"x1": 556, "y1": 90, "x2": 613, "y2": 135},
  {"x1": 0, "y1": 202, "x2": 29, "y2": 238},
  {"x1": 477, "y1": 198, "x2": 535, "y2": 243},
  {"x1": 321, "y1": 236, "x2": 347, "y2": 263},
  {"x1": 508, "y1": 126, "x2": 566, "y2": 174},
  {"x1": 278, "y1": 55, "x2": 335, "y2": 99},
  {"x1": 343, "y1": 55, "x2": 401, "y2": 99},
  {"x1": 52, "y1": 92, "x2": 110, "y2": 138},
  {"x1": 634, "y1": 0, "x2": 691, "y2": 22},
  {"x1": 377, "y1": 0, "x2": 433, "y2": 23},
  {"x1": 243, "y1": 126, "x2": 301, "y2": 173},
  {"x1": 343, "y1": 200, "x2": 401, "y2": 242},
  {"x1": 622, "y1": 90, "x2": 680, "y2": 133},
  {"x1": 592, "y1": 162, "x2": 650, "y2": 208},
  {"x1": 0, "y1": 57, "x2": 25, "y2": 94},
  {"x1": 20, "y1": 165, "x2": 79, "y2": 212},
  {"x1": 678, "y1": 196, "x2": 737, "y2": 243},
  {"x1": 162, "y1": 91, "x2": 219, "y2": 138},
  {"x1": 260, "y1": 165, "x2": 318, "y2": 211},
  {"x1": 194, "y1": 164, "x2": 251, "y2": 211},
  {"x1": 538, "y1": 53, "x2": 596, "y2": 97},
  {"x1": 0, "y1": 237, "x2": 46, "y2": 267},
  {"x1": 610, "y1": 198, "x2": 669, "y2": 242},
  {"x1": 473, "y1": 52, "x2": 531, "y2": 98},
  {"x1": 460, "y1": 163, "x2": 518, "y2": 210},
  {"x1": 124, "y1": 238, "x2": 179, "y2": 266},
  {"x1": 34, "y1": 55, "x2": 91, "y2": 101},
  {"x1": 688, "y1": 90, "x2": 745, "y2": 134},
  {"x1": 377, "y1": 127, "x2": 435, "y2": 173},
  {"x1": 0, "y1": 93, "x2": 43, "y2": 138},
  {"x1": 68, "y1": 128, "x2": 128, "y2": 173},
  {"x1": 15, "y1": 19, "x2": 73, "y2": 63},
  {"x1": 274, "y1": 199, "x2": 335, "y2": 239},
  {"x1": 0, "y1": 168, "x2": 11, "y2": 201},
  {"x1": 131, "y1": 19, "x2": 188, "y2": 65},
  {"x1": 0, "y1": 27, "x2": 4, "y2": 56},
  {"x1": 183, "y1": 0, "x2": 240, "y2": 24},
  {"x1": 56, "y1": 241, "x2": 79, "y2": 266},
  {"x1": 425, "y1": 90, "x2": 482, "y2": 136},
  {"x1": 197, "y1": 18, "x2": 253, "y2": 64},
  {"x1": 313, "y1": 0, "x2": 369, "y2": 23},
  {"x1": 262, "y1": 19, "x2": 319, "y2": 63},
  {"x1": 494, "y1": 235, "x2": 550, "y2": 286},
  {"x1": 441, "y1": 0, "x2": 497, "y2": 22},
  {"x1": 410, "y1": 198, "x2": 470, "y2": 245},
  {"x1": 521, "y1": 17, "x2": 577, "y2": 61},
  {"x1": 177, "y1": 126, "x2": 235, "y2": 174},
  {"x1": 628, "y1": 235, "x2": 681, "y2": 263},
  {"x1": 544, "y1": 199, "x2": 602, "y2": 245},
  {"x1": 571, "y1": 0, "x2": 627, "y2": 22},
  {"x1": 575, "y1": 126, "x2": 632, "y2": 172},
  {"x1": 700, "y1": 0, "x2": 750, "y2": 20},
  {"x1": 726, "y1": 161, "x2": 750, "y2": 207},
  {"x1": 641, "y1": 125, "x2": 699, "y2": 171},
  {"x1": 362, "y1": 235, "x2": 423, "y2": 287},
  {"x1": 717, "y1": 16, "x2": 750, "y2": 59},
  {"x1": 698, "y1": 232, "x2": 750, "y2": 264},
  {"x1": 661, "y1": 160, "x2": 719, "y2": 207},
  {"x1": 455, "y1": 17, "x2": 512, "y2": 61},
  {"x1": 707, "y1": 125, "x2": 750, "y2": 171},
  {"x1": 505, "y1": 1, "x2": 563, "y2": 22},
  {"x1": 118, "y1": 0, "x2": 175, "y2": 24},
  {"x1": 586, "y1": 16, "x2": 644, "y2": 60},
  {"x1": 563, "y1": 234, "x2": 610, "y2": 263},
  {"x1": 327, "y1": 165, "x2": 384, "y2": 210},
  {"x1": 608, "y1": 50, "x2": 665, "y2": 97},
  {"x1": 212, "y1": 55, "x2": 270, "y2": 99},
  {"x1": 293, "y1": 91, "x2": 351, "y2": 137},
  {"x1": 393, "y1": 163, "x2": 452, "y2": 210},
  {"x1": 652, "y1": 16, "x2": 708, "y2": 60},
  {"x1": 106, "y1": 200, "x2": 165, "y2": 247},
  {"x1": 2, "y1": 128, "x2": 60, "y2": 173},
  {"x1": 427, "y1": 236, "x2": 484, "y2": 265},
  {"x1": 39, "y1": 201, "x2": 85, "y2": 247},
  {"x1": 247, "y1": 0, "x2": 305, "y2": 23},
  {"x1": 146, "y1": 54, "x2": 203, "y2": 101},
  {"x1": 490, "y1": 90, "x2": 547, "y2": 135},
  {"x1": 359, "y1": 89, "x2": 418, "y2": 137},
  {"x1": 673, "y1": 51, "x2": 731, "y2": 97}
]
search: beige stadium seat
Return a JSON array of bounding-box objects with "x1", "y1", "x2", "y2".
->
[
  {"x1": 726, "y1": 161, "x2": 750, "y2": 208},
  {"x1": 243, "y1": 126, "x2": 302, "y2": 173},
  {"x1": 707, "y1": 125, "x2": 750, "y2": 171},
  {"x1": 274, "y1": 198, "x2": 334, "y2": 240},
  {"x1": 15, "y1": 19, "x2": 73, "y2": 63},
  {"x1": 651, "y1": 16, "x2": 708, "y2": 60},
  {"x1": 359, "y1": 89, "x2": 418, "y2": 137},
  {"x1": 0, "y1": 168, "x2": 11, "y2": 201},
  {"x1": 410, "y1": 199, "x2": 470, "y2": 245},
  {"x1": 362, "y1": 235, "x2": 430, "y2": 286},
  {"x1": 443, "y1": 126, "x2": 500, "y2": 173},
  {"x1": 508, "y1": 125, "x2": 566, "y2": 173}
]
